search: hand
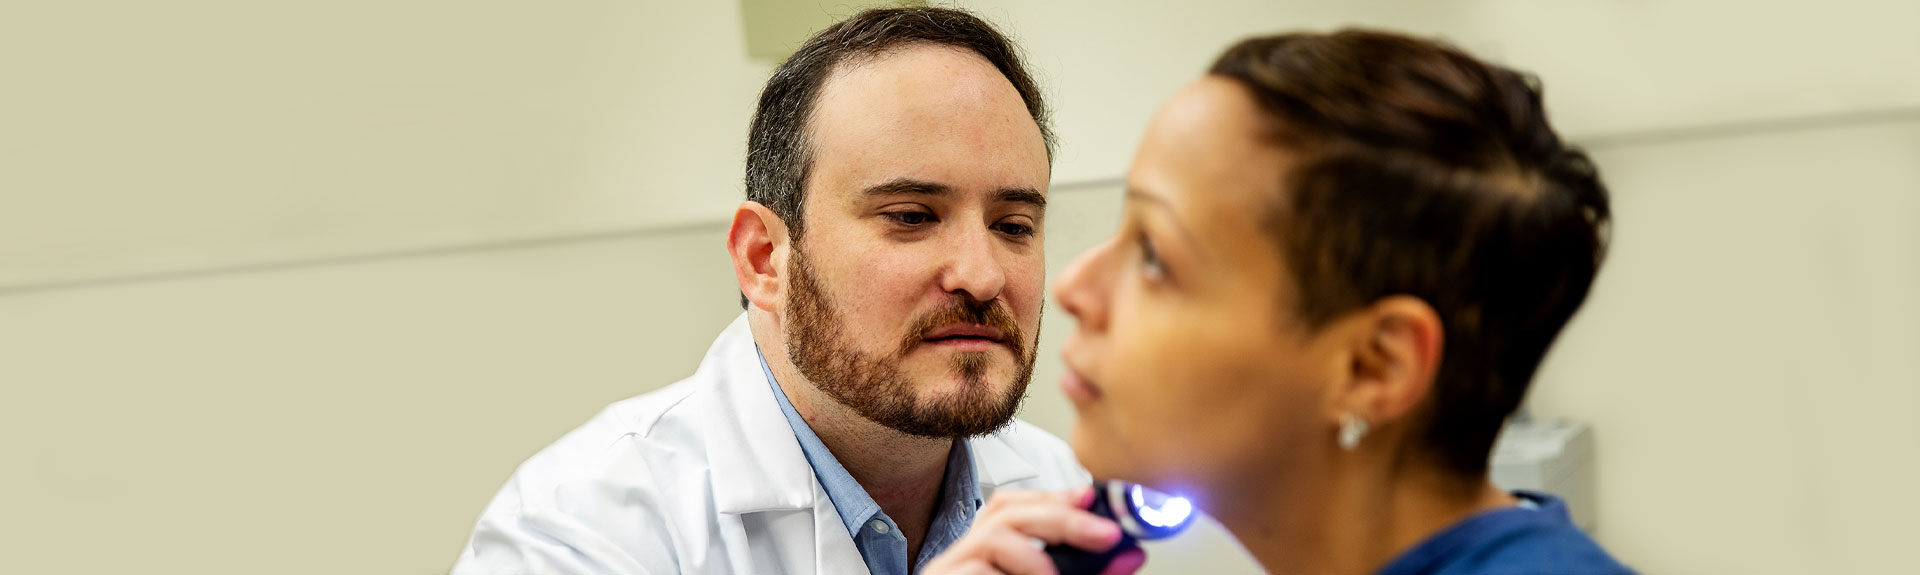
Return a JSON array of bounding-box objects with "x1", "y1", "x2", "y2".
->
[{"x1": 921, "y1": 485, "x2": 1148, "y2": 575}]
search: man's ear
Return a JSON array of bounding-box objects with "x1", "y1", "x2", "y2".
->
[
  {"x1": 728, "y1": 201, "x2": 791, "y2": 313},
  {"x1": 1336, "y1": 296, "x2": 1445, "y2": 427}
]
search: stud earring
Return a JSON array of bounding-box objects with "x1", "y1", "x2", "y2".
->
[{"x1": 1338, "y1": 413, "x2": 1369, "y2": 451}]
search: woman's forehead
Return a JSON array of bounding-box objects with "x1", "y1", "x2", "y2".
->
[{"x1": 1130, "y1": 78, "x2": 1293, "y2": 244}]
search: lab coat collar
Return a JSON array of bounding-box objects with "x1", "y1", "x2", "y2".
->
[
  {"x1": 703, "y1": 313, "x2": 1042, "y2": 513},
  {"x1": 970, "y1": 426, "x2": 1041, "y2": 493},
  {"x1": 705, "y1": 314, "x2": 820, "y2": 515}
]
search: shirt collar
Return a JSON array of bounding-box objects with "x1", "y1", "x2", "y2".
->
[
  {"x1": 1376, "y1": 490, "x2": 1572, "y2": 575},
  {"x1": 919, "y1": 439, "x2": 983, "y2": 569},
  {"x1": 758, "y1": 349, "x2": 984, "y2": 537}
]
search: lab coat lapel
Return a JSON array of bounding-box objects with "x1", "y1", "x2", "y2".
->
[
  {"x1": 704, "y1": 314, "x2": 817, "y2": 514},
  {"x1": 701, "y1": 314, "x2": 867, "y2": 574},
  {"x1": 811, "y1": 478, "x2": 869, "y2": 575},
  {"x1": 970, "y1": 429, "x2": 1043, "y2": 498}
]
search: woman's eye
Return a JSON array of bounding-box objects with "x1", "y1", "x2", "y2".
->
[
  {"x1": 883, "y1": 211, "x2": 936, "y2": 227},
  {"x1": 1139, "y1": 232, "x2": 1166, "y2": 280},
  {"x1": 994, "y1": 222, "x2": 1035, "y2": 238}
]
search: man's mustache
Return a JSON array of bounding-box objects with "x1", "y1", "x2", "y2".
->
[{"x1": 899, "y1": 297, "x2": 1025, "y2": 359}]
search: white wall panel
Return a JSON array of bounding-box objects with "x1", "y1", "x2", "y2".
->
[
  {"x1": 12, "y1": 0, "x2": 1920, "y2": 294},
  {"x1": 0, "y1": 1, "x2": 765, "y2": 289}
]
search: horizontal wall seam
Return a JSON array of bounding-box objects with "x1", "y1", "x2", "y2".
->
[{"x1": 7, "y1": 104, "x2": 1920, "y2": 297}]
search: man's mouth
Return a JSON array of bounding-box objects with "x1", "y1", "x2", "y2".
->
[{"x1": 921, "y1": 324, "x2": 1007, "y2": 348}]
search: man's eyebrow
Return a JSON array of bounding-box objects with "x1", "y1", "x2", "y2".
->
[
  {"x1": 995, "y1": 187, "x2": 1047, "y2": 210},
  {"x1": 860, "y1": 179, "x2": 1046, "y2": 210},
  {"x1": 861, "y1": 178, "x2": 953, "y2": 198}
]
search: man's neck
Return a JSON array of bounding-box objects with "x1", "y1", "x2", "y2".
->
[
  {"x1": 751, "y1": 314, "x2": 955, "y2": 565},
  {"x1": 801, "y1": 394, "x2": 953, "y2": 566}
]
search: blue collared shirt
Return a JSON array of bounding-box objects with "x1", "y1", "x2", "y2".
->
[
  {"x1": 1377, "y1": 491, "x2": 1634, "y2": 575},
  {"x1": 760, "y1": 351, "x2": 982, "y2": 575}
]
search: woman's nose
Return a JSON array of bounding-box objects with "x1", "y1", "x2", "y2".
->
[{"x1": 1053, "y1": 237, "x2": 1114, "y2": 331}]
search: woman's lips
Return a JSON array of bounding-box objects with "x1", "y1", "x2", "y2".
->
[{"x1": 1061, "y1": 367, "x2": 1102, "y2": 404}]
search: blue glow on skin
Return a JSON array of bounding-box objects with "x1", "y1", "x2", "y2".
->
[{"x1": 1130, "y1": 484, "x2": 1194, "y2": 529}]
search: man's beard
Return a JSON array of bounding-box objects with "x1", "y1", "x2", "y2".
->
[{"x1": 784, "y1": 245, "x2": 1036, "y2": 439}]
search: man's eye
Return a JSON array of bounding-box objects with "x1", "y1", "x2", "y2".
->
[
  {"x1": 994, "y1": 222, "x2": 1035, "y2": 237},
  {"x1": 883, "y1": 211, "x2": 936, "y2": 227}
]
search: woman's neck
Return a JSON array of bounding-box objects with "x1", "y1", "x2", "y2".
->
[{"x1": 1215, "y1": 460, "x2": 1517, "y2": 575}]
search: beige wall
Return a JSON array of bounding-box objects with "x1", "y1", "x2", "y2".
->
[
  {"x1": 5, "y1": 1, "x2": 1919, "y2": 573},
  {"x1": 0, "y1": 0, "x2": 769, "y2": 288},
  {"x1": 1531, "y1": 117, "x2": 1920, "y2": 574},
  {"x1": 0, "y1": 228, "x2": 743, "y2": 573}
]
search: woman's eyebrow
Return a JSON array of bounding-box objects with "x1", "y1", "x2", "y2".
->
[
  {"x1": 1124, "y1": 184, "x2": 1177, "y2": 212},
  {"x1": 1126, "y1": 184, "x2": 1207, "y2": 259}
]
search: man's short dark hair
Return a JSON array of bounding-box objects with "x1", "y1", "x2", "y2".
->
[
  {"x1": 745, "y1": 6, "x2": 1053, "y2": 241},
  {"x1": 1210, "y1": 30, "x2": 1612, "y2": 477}
]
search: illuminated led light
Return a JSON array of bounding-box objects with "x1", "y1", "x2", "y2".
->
[{"x1": 1129, "y1": 484, "x2": 1194, "y2": 529}]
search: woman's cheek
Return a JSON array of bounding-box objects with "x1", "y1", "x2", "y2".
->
[
  {"x1": 1008, "y1": 260, "x2": 1046, "y2": 319},
  {"x1": 1111, "y1": 328, "x2": 1205, "y2": 435}
]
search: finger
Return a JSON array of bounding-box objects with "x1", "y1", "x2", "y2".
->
[
  {"x1": 923, "y1": 549, "x2": 1007, "y2": 575},
  {"x1": 1099, "y1": 547, "x2": 1147, "y2": 575},
  {"x1": 979, "y1": 531, "x2": 1058, "y2": 575},
  {"x1": 982, "y1": 487, "x2": 1087, "y2": 514},
  {"x1": 1069, "y1": 484, "x2": 1096, "y2": 509},
  {"x1": 947, "y1": 560, "x2": 1008, "y2": 575},
  {"x1": 981, "y1": 504, "x2": 1123, "y2": 552}
]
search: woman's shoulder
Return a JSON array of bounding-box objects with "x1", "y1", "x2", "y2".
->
[
  {"x1": 1445, "y1": 520, "x2": 1633, "y2": 575},
  {"x1": 1379, "y1": 492, "x2": 1635, "y2": 575}
]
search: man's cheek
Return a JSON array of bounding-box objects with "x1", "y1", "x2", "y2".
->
[{"x1": 1004, "y1": 264, "x2": 1044, "y2": 303}]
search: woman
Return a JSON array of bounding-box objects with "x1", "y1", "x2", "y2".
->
[{"x1": 925, "y1": 29, "x2": 1632, "y2": 575}]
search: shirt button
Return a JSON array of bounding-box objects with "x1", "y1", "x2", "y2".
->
[{"x1": 870, "y1": 520, "x2": 890, "y2": 534}]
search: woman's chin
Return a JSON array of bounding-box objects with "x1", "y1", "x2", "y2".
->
[{"x1": 1068, "y1": 422, "x2": 1131, "y2": 480}]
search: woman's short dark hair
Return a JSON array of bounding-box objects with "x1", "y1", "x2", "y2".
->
[
  {"x1": 1210, "y1": 30, "x2": 1612, "y2": 477},
  {"x1": 745, "y1": 6, "x2": 1053, "y2": 240}
]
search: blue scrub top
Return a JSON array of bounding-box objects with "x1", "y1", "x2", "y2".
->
[{"x1": 1377, "y1": 491, "x2": 1634, "y2": 575}]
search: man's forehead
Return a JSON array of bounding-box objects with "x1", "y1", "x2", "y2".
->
[
  {"x1": 803, "y1": 44, "x2": 1051, "y2": 203},
  {"x1": 816, "y1": 44, "x2": 1009, "y2": 111}
]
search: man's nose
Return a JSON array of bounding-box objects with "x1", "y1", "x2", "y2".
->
[{"x1": 938, "y1": 225, "x2": 1009, "y2": 302}]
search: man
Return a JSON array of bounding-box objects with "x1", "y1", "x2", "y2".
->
[{"x1": 454, "y1": 7, "x2": 1087, "y2": 575}]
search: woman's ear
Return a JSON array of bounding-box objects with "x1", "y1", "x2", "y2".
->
[
  {"x1": 728, "y1": 202, "x2": 791, "y2": 312},
  {"x1": 1339, "y1": 296, "x2": 1445, "y2": 427}
]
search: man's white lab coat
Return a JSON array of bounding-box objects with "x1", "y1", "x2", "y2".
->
[{"x1": 453, "y1": 314, "x2": 1090, "y2": 574}]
